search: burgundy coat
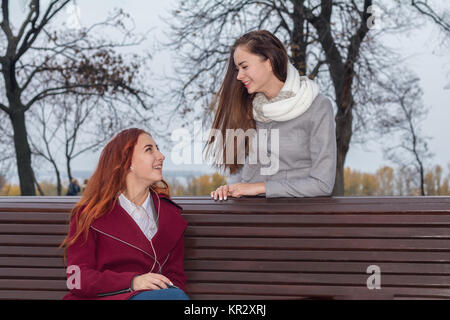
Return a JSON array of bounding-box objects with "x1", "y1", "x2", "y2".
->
[{"x1": 63, "y1": 192, "x2": 187, "y2": 300}]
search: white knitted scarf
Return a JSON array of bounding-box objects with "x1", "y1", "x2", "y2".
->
[{"x1": 252, "y1": 63, "x2": 319, "y2": 123}]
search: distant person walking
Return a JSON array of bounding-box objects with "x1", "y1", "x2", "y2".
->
[
  {"x1": 81, "y1": 179, "x2": 89, "y2": 194},
  {"x1": 66, "y1": 179, "x2": 81, "y2": 196}
]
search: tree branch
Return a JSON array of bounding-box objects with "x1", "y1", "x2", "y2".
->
[
  {"x1": 310, "y1": 60, "x2": 327, "y2": 79},
  {"x1": 270, "y1": 1, "x2": 291, "y2": 34},
  {"x1": 346, "y1": 0, "x2": 371, "y2": 66},
  {"x1": 320, "y1": 0, "x2": 333, "y2": 22},
  {"x1": 15, "y1": 0, "x2": 71, "y2": 60},
  {"x1": 295, "y1": 0, "x2": 319, "y2": 25},
  {"x1": 411, "y1": 0, "x2": 450, "y2": 33},
  {"x1": 0, "y1": 0, "x2": 13, "y2": 39},
  {"x1": 24, "y1": 84, "x2": 97, "y2": 111},
  {"x1": 0, "y1": 102, "x2": 9, "y2": 113},
  {"x1": 15, "y1": 1, "x2": 38, "y2": 43},
  {"x1": 301, "y1": 0, "x2": 345, "y2": 95}
]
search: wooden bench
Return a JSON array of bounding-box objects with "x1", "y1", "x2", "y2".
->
[{"x1": 0, "y1": 196, "x2": 450, "y2": 300}]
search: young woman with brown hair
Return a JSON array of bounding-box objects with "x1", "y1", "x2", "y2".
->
[
  {"x1": 208, "y1": 30, "x2": 336, "y2": 200},
  {"x1": 61, "y1": 128, "x2": 189, "y2": 300}
]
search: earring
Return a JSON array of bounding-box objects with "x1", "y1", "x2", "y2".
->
[{"x1": 130, "y1": 166, "x2": 134, "y2": 171}]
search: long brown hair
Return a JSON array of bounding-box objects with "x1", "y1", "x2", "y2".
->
[
  {"x1": 206, "y1": 30, "x2": 289, "y2": 174},
  {"x1": 61, "y1": 128, "x2": 170, "y2": 254}
]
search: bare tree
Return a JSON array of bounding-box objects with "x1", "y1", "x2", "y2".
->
[
  {"x1": 376, "y1": 75, "x2": 433, "y2": 196},
  {"x1": 394, "y1": 165, "x2": 418, "y2": 196},
  {"x1": 0, "y1": 1, "x2": 153, "y2": 195},
  {"x1": 411, "y1": 0, "x2": 450, "y2": 33},
  {"x1": 376, "y1": 166, "x2": 394, "y2": 196},
  {"x1": 28, "y1": 90, "x2": 152, "y2": 195},
  {"x1": 160, "y1": 0, "x2": 442, "y2": 195}
]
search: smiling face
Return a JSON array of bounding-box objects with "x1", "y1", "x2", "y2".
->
[
  {"x1": 128, "y1": 133, "x2": 165, "y2": 186},
  {"x1": 233, "y1": 45, "x2": 277, "y2": 96}
]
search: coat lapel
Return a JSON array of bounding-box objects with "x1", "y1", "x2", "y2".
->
[
  {"x1": 91, "y1": 193, "x2": 187, "y2": 268},
  {"x1": 91, "y1": 200, "x2": 156, "y2": 259},
  {"x1": 150, "y1": 192, "x2": 187, "y2": 259}
]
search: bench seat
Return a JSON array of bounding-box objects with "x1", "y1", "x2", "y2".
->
[{"x1": 1, "y1": 196, "x2": 449, "y2": 300}]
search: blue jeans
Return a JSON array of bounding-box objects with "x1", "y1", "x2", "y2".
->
[{"x1": 129, "y1": 288, "x2": 190, "y2": 300}]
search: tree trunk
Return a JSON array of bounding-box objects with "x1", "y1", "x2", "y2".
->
[
  {"x1": 66, "y1": 156, "x2": 73, "y2": 183},
  {"x1": 56, "y1": 168, "x2": 63, "y2": 196},
  {"x1": 291, "y1": 2, "x2": 308, "y2": 75},
  {"x1": 32, "y1": 171, "x2": 45, "y2": 196},
  {"x1": 304, "y1": 0, "x2": 370, "y2": 196},
  {"x1": 2, "y1": 47, "x2": 36, "y2": 195},
  {"x1": 416, "y1": 156, "x2": 425, "y2": 196},
  {"x1": 48, "y1": 158, "x2": 63, "y2": 195},
  {"x1": 9, "y1": 108, "x2": 36, "y2": 196},
  {"x1": 332, "y1": 65, "x2": 356, "y2": 196},
  {"x1": 333, "y1": 103, "x2": 353, "y2": 196},
  {"x1": 419, "y1": 165, "x2": 425, "y2": 196}
]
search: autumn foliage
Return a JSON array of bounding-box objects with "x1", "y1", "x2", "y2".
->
[
  {"x1": 1, "y1": 165, "x2": 449, "y2": 196},
  {"x1": 344, "y1": 165, "x2": 450, "y2": 196}
]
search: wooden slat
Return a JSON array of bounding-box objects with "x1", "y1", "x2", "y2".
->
[
  {"x1": 0, "y1": 235, "x2": 65, "y2": 246},
  {"x1": 176, "y1": 196, "x2": 450, "y2": 214},
  {"x1": 0, "y1": 202, "x2": 73, "y2": 212},
  {"x1": 3, "y1": 224, "x2": 450, "y2": 239},
  {"x1": 185, "y1": 226, "x2": 450, "y2": 238},
  {"x1": 0, "y1": 212, "x2": 69, "y2": 224},
  {"x1": 186, "y1": 271, "x2": 450, "y2": 287},
  {"x1": 9, "y1": 280, "x2": 450, "y2": 297},
  {"x1": 5, "y1": 212, "x2": 450, "y2": 227},
  {"x1": 0, "y1": 279, "x2": 66, "y2": 290},
  {"x1": 2, "y1": 196, "x2": 449, "y2": 213},
  {"x1": 6, "y1": 234, "x2": 450, "y2": 250},
  {"x1": 185, "y1": 283, "x2": 450, "y2": 298},
  {"x1": 0, "y1": 290, "x2": 67, "y2": 300},
  {"x1": 2, "y1": 210, "x2": 450, "y2": 225},
  {"x1": 3, "y1": 259, "x2": 449, "y2": 277},
  {"x1": 185, "y1": 237, "x2": 450, "y2": 251},
  {"x1": 184, "y1": 260, "x2": 450, "y2": 274},
  {"x1": 0, "y1": 196, "x2": 79, "y2": 203},
  {"x1": 183, "y1": 213, "x2": 450, "y2": 226},
  {"x1": 0, "y1": 257, "x2": 64, "y2": 268},
  {"x1": 184, "y1": 249, "x2": 450, "y2": 263},
  {"x1": 0, "y1": 268, "x2": 66, "y2": 279},
  {"x1": 0, "y1": 224, "x2": 68, "y2": 235},
  {"x1": 0, "y1": 246, "x2": 63, "y2": 257}
]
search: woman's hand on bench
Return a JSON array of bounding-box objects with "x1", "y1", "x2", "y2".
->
[{"x1": 211, "y1": 182, "x2": 266, "y2": 200}]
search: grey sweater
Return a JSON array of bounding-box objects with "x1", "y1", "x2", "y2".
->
[{"x1": 228, "y1": 94, "x2": 337, "y2": 197}]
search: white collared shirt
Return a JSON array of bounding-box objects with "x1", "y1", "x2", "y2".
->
[{"x1": 118, "y1": 193, "x2": 157, "y2": 241}]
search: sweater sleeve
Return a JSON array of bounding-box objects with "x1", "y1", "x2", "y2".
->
[
  {"x1": 65, "y1": 215, "x2": 140, "y2": 298},
  {"x1": 265, "y1": 97, "x2": 337, "y2": 197},
  {"x1": 227, "y1": 167, "x2": 243, "y2": 184}
]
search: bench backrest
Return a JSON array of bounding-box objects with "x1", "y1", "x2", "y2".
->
[{"x1": 1, "y1": 196, "x2": 450, "y2": 300}]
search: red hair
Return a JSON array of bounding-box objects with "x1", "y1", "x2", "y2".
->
[{"x1": 61, "y1": 128, "x2": 170, "y2": 255}]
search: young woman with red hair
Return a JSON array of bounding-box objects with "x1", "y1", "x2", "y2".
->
[{"x1": 61, "y1": 128, "x2": 189, "y2": 300}]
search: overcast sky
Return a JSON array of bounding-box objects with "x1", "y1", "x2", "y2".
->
[{"x1": 10, "y1": 0, "x2": 450, "y2": 178}]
